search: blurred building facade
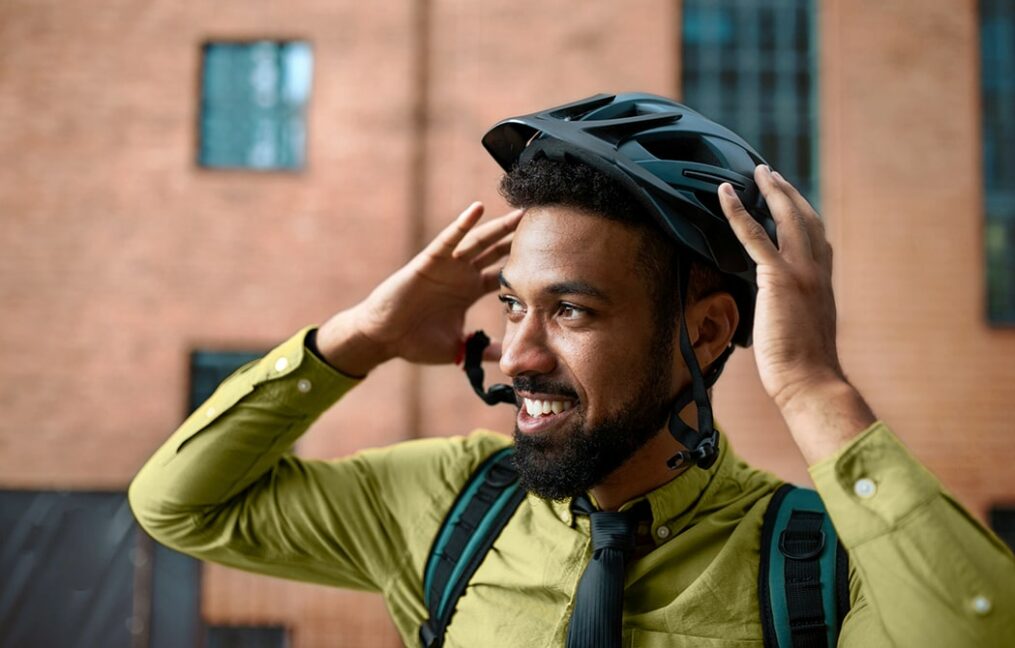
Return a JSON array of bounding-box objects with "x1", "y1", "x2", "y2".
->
[{"x1": 0, "y1": 0, "x2": 1012, "y2": 646}]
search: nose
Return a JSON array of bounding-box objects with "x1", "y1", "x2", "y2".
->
[{"x1": 499, "y1": 314, "x2": 556, "y2": 378}]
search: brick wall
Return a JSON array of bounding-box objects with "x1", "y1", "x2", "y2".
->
[{"x1": 1, "y1": 0, "x2": 1012, "y2": 646}]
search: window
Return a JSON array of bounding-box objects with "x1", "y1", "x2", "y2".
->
[
  {"x1": 199, "y1": 41, "x2": 314, "y2": 171},
  {"x1": 0, "y1": 491, "x2": 201, "y2": 647},
  {"x1": 981, "y1": 0, "x2": 1015, "y2": 323},
  {"x1": 989, "y1": 506, "x2": 1015, "y2": 551},
  {"x1": 189, "y1": 350, "x2": 266, "y2": 413},
  {"x1": 681, "y1": 0, "x2": 819, "y2": 204}
]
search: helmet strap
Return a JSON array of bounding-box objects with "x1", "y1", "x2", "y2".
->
[
  {"x1": 463, "y1": 331, "x2": 517, "y2": 406},
  {"x1": 665, "y1": 258, "x2": 733, "y2": 470}
]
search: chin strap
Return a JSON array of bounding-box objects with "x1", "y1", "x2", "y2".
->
[
  {"x1": 463, "y1": 331, "x2": 517, "y2": 406},
  {"x1": 665, "y1": 258, "x2": 734, "y2": 471}
]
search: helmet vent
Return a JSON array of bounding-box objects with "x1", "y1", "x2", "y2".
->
[
  {"x1": 640, "y1": 135, "x2": 722, "y2": 166},
  {"x1": 683, "y1": 169, "x2": 744, "y2": 190}
]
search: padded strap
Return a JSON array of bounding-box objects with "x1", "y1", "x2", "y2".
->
[
  {"x1": 759, "y1": 485, "x2": 850, "y2": 648},
  {"x1": 781, "y1": 510, "x2": 828, "y2": 647},
  {"x1": 420, "y1": 448, "x2": 526, "y2": 648}
]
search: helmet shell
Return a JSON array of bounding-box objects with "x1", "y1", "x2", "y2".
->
[{"x1": 483, "y1": 93, "x2": 777, "y2": 347}]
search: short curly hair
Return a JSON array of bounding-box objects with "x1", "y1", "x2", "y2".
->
[{"x1": 499, "y1": 156, "x2": 725, "y2": 334}]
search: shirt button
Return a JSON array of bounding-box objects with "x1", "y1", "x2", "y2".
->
[
  {"x1": 656, "y1": 526, "x2": 671, "y2": 539},
  {"x1": 274, "y1": 357, "x2": 289, "y2": 372},
  {"x1": 853, "y1": 478, "x2": 877, "y2": 499},
  {"x1": 972, "y1": 595, "x2": 992, "y2": 616},
  {"x1": 297, "y1": 379, "x2": 312, "y2": 393}
]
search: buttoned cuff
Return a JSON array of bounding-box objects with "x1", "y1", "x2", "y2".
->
[
  {"x1": 173, "y1": 326, "x2": 361, "y2": 453},
  {"x1": 808, "y1": 421, "x2": 941, "y2": 549}
]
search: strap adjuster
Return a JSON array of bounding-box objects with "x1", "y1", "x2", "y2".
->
[
  {"x1": 778, "y1": 528, "x2": 826, "y2": 560},
  {"x1": 419, "y1": 620, "x2": 438, "y2": 648}
]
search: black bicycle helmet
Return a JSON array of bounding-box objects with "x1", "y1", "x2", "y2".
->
[{"x1": 481, "y1": 92, "x2": 777, "y2": 347}]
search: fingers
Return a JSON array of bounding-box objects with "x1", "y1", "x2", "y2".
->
[
  {"x1": 753, "y1": 165, "x2": 813, "y2": 260},
  {"x1": 429, "y1": 202, "x2": 485, "y2": 255},
  {"x1": 768, "y1": 170, "x2": 832, "y2": 268},
  {"x1": 472, "y1": 233, "x2": 513, "y2": 269},
  {"x1": 480, "y1": 267, "x2": 503, "y2": 293},
  {"x1": 718, "y1": 182, "x2": 781, "y2": 266},
  {"x1": 453, "y1": 208, "x2": 525, "y2": 261}
]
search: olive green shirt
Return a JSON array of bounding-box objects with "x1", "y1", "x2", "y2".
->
[{"x1": 129, "y1": 327, "x2": 1015, "y2": 646}]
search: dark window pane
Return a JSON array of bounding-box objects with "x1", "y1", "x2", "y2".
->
[
  {"x1": 206, "y1": 626, "x2": 289, "y2": 648},
  {"x1": 681, "y1": 0, "x2": 818, "y2": 205},
  {"x1": 759, "y1": 6, "x2": 776, "y2": 51},
  {"x1": 199, "y1": 41, "x2": 313, "y2": 171},
  {"x1": 980, "y1": 0, "x2": 1015, "y2": 323},
  {"x1": 0, "y1": 492, "x2": 136, "y2": 647},
  {"x1": 989, "y1": 507, "x2": 1015, "y2": 551},
  {"x1": 189, "y1": 350, "x2": 266, "y2": 413}
]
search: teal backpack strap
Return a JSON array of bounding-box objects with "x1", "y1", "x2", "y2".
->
[
  {"x1": 759, "y1": 484, "x2": 851, "y2": 648},
  {"x1": 419, "y1": 447, "x2": 526, "y2": 648}
]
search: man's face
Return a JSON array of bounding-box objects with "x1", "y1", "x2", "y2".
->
[{"x1": 498, "y1": 206, "x2": 678, "y2": 500}]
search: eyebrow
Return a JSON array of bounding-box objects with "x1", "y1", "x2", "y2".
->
[{"x1": 499, "y1": 270, "x2": 612, "y2": 303}]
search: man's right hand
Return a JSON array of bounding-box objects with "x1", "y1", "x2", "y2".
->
[{"x1": 315, "y1": 202, "x2": 523, "y2": 377}]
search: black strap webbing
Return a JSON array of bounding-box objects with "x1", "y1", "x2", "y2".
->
[
  {"x1": 781, "y1": 510, "x2": 828, "y2": 647},
  {"x1": 420, "y1": 448, "x2": 526, "y2": 648},
  {"x1": 759, "y1": 484, "x2": 851, "y2": 648}
]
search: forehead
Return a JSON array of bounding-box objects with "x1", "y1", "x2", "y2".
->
[{"x1": 501, "y1": 206, "x2": 646, "y2": 295}]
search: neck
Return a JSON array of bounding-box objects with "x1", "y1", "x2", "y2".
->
[{"x1": 589, "y1": 403, "x2": 699, "y2": 511}]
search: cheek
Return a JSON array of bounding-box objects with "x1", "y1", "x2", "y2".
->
[{"x1": 560, "y1": 338, "x2": 643, "y2": 410}]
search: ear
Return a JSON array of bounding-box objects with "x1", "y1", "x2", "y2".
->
[{"x1": 685, "y1": 292, "x2": 739, "y2": 369}]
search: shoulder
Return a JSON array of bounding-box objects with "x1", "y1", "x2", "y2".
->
[
  {"x1": 347, "y1": 429, "x2": 512, "y2": 513},
  {"x1": 343, "y1": 430, "x2": 512, "y2": 595}
]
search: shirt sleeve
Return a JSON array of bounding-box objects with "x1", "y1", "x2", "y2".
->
[
  {"x1": 127, "y1": 326, "x2": 509, "y2": 597},
  {"x1": 808, "y1": 422, "x2": 1015, "y2": 646}
]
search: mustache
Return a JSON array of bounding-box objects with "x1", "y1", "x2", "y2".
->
[{"x1": 512, "y1": 376, "x2": 579, "y2": 400}]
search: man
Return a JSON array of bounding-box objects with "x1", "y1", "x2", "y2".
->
[{"x1": 129, "y1": 94, "x2": 1014, "y2": 646}]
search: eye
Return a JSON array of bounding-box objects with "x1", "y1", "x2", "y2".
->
[
  {"x1": 557, "y1": 303, "x2": 587, "y2": 320},
  {"x1": 498, "y1": 294, "x2": 525, "y2": 316}
]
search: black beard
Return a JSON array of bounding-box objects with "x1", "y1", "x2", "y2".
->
[{"x1": 510, "y1": 337, "x2": 674, "y2": 501}]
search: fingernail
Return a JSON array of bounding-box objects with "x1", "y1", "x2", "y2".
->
[
  {"x1": 772, "y1": 170, "x2": 784, "y2": 181},
  {"x1": 720, "y1": 183, "x2": 736, "y2": 197}
]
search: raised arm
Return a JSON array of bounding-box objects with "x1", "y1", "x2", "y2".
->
[
  {"x1": 128, "y1": 203, "x2": 521, "y2": 591},
  {"x1": 718, "y1": 166, "x2": 1015, "y2": 645}
]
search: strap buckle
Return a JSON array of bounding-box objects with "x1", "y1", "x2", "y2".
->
[
  {"x1": 665, "y1": 437, "x2": 718, "y2": 471},
  {"x1": 463, "y1": 331, "x2": 517, "y2": 406},
  {"x1": 419, "y1": 620, "x2": 438, "y2": 648},
  {"x1": 778, "y1": 528, "x2": 826, "y2": 560}
]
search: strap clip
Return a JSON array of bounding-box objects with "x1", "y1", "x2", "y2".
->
[
  {"x1": 778, "y1": 528, "x2": 826, "y2": 560},
  {"x1": 665, "y1": 437, "x2": 718, "y2": 471},
  {"x1": 463, "y1": 331, "x2": 516, "y2": 406}
]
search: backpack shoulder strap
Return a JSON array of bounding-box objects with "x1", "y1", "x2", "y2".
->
[
  {"x1": 759, "y1": 484, "x2": 851, "y2": 648},
  {"x1": 419, "y1": 446, "x2": 526, "y2": 648}
]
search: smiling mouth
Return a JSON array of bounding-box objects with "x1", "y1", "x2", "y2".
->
[{"x1": 521, "y1": 397, "x2": 575, "y2": 417}]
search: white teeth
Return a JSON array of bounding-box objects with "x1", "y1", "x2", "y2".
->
[{"x1": 523, "y1": 398, "x2": 574, "y2": 417}]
